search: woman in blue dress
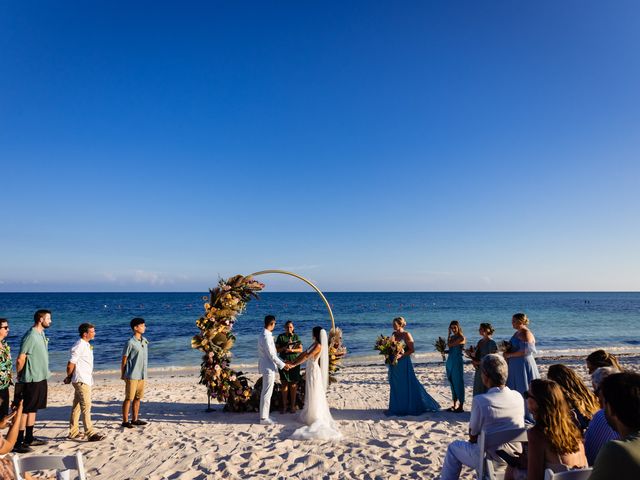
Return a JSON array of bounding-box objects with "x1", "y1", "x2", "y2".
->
[
  {"x1": 472, "y1": 322, "x2": 498, "y2": 396},
  {"x1": 504, "y1": 312, "x2": 540, "y2": 422},
  {"x1": 445, "y1": 320, "x2": 466, "y2": 412},
  {"x1": 386, "y1": 317, "x2": 440, "y2": 416}
]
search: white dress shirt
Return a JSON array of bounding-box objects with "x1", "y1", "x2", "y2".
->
[
  {"x1": 69, "y1": 338, "x2": 94, "y2": 386},
  {"x1": 257, "y1": 329, "x2": 285, "y2": 374}
]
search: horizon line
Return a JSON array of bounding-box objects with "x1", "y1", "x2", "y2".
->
[{"x1": 1, "y1": 290, "x2": 639, "y2": 294}]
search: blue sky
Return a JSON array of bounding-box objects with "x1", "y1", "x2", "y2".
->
[{"x1": 1, "y1": 1, "x2": 639, "y2": 292}]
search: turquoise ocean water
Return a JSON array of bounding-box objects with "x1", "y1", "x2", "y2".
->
[{"x1": 0, "y1": 292, "x2": 638, "y2": 372}]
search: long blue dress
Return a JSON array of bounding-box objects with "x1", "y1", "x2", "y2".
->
[
  {"x1": 387, "y1": 356, "x2": 441, "y2": 415},
  {"x1": 506, "y1": 334, "x2": 540, "y2": 422},
  {"x1": 445, "y1": 344, "x2": 465, "y2": 405}
]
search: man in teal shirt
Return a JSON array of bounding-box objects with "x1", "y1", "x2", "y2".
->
[
  {"x1": 120, "y1": 317, "x2": 149, "y2": 428},
  {"x1": 14, "y1": 309, "x2": 52, "y2": 453}
]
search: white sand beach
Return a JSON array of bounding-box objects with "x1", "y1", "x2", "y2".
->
[{"x1": 19, "y1": 354, "x2": 640, "y2": 479}]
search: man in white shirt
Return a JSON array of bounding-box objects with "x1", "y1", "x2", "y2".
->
[
  {"x1": 257, "y1": 315, "x2": 289, "y2": 425},
  {"x1": 440, "y1": 354, "x2": 525, "y2": 479},
  {"x1": 65, "y1": 323, "x2": 104, "y2": 441}
]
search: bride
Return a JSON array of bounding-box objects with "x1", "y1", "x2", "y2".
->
[{"x1": 286, "y1": 326, "x2": 342, "y2": 441}]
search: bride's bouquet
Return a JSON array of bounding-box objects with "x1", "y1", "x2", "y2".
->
[{"x1": 374, "y1": 335, "x2": 405, "y2": 366}]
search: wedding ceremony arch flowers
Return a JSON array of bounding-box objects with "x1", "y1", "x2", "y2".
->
[
  {"x1": 192, "y1": 272, "x2": 347, "y2": 412},
  {"x1": 192, "y1": 274, "x2": 265, "y2": 411}
]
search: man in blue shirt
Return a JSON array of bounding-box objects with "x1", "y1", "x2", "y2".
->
[{"x1": 120, "y1": 317, "x2": 149, "y2": 429}]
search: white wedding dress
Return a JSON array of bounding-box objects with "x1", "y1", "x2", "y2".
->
[{"x1": 291, "y1": 330, "x2": 342, "y2": 441}]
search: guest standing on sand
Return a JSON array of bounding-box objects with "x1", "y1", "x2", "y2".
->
[
  {"x1": 121, "y1": 318, "x2": 149, "y2": 429},
  {"x1": 65, "y1": 323, "x2": 104, "y2": 441},
  {"x1": 276, "y1": 321, "x2": 303, "y2": 414},
  {"x1": 472, "y1": 323, "x2": 498, "y2": 396},
  {"x1": 13, "y1": 309, "x2": 52, "y2": 453},
  {"x1": 445, "y1": 321, "x2": 465, "y2": 412},
  {"x1": 504, "y1": 313, "x2": 540, "y2": 422},
  {"x1": 0, "y1": 318, "x2": 12, "y2": 419},
  {"x1": 386, "y1": 317, "x2": 440, "y2": 416}
]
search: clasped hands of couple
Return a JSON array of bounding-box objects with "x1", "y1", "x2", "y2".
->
[{"x1": 282, "y1": 359, "x2": 298, "y2": 370}]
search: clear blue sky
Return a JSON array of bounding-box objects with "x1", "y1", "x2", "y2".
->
[{"x1": 1, "y1": 1, "x2": 639, "y2": 292}]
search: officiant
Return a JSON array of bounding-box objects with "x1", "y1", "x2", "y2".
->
[{"x1": 276, "y1": 321, "x2": 303, "y2": 413}]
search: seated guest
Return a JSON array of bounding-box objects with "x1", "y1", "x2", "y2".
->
[
  {"x1": 547, "y1": 364, "x2": 600, "y2": 432},
  {"x1": 586, "y1": 349, "x2": 622, "y2": 375},
  {"x1": 0, "y1": 400, "x2": 28, "y2": 479},
  {"x1": 440, "y1": 354, "x2": 524, "y2": 480},
  {"x1": 584, "y1": 367, "x2": 621, "y2": 465},
  {"x1": 507, "y1": 379, "x2": 587, "y2": 480},
  {"x1": 588, "y1": 372, "x2": 640, "y2": 480},
  {"x1": 0, "y1": 400, "x2": 23, "y2": 454}
]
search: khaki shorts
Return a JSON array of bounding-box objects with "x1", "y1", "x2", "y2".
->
[{"x1": 124, "y1": 379, "x2": 145, "y2": 400}]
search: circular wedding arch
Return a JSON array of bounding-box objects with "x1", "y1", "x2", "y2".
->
[
  {"x1": 248, "y1": 269, "x2": 336, "y2": 330},
  {"x1": 193, "y1": 269, "x2": 345, "y2": 412}
]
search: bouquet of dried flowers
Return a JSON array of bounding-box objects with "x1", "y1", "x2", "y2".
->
[
  {"x1": 498, "y1": 340, "x2": 514, "y2": 354},
  {"x1": 434, "y1": 336, "x2": 447, "y2": 361},
  {"x1": 374, "y1": 335, "x2": 405, "y2": 366},
  {"x1": 463, "y1": 345, "x2": 477, "y2": 360}
]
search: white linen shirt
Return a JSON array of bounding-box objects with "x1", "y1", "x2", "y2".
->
[
  {"x1": 69, "y1": 338, "x2": 94, "y2": 386},
  {"x1": 257, "y1": 329, "x2": 285, "y2": 374}
]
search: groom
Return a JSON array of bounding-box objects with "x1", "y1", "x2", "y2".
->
[{"x1": 258, "y1": 315, "x2": 288, "y2": 425}]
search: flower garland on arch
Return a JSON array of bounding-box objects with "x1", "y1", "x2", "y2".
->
[
  {"x1": 191, "y1": 274, "x2": 264, "y2": 411},
  {"x1": 192, "y1": 274, "x2": 347, "y2": 412}
]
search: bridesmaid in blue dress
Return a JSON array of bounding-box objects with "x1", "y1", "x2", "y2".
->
[
  {"x1": 445, "y1": 320, "x2": 466, "y2": 412},
  {"x1": 504, "y1": 312, "x2": 540, "y2": 422},
  {"x1": 386, "y1": 317, "x2": 441, "y2": 416}
]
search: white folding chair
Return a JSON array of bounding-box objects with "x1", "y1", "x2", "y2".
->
[
  {"x1": 12, "y1": 451, "x2": 86, "y2": 480},
  {"x1": 477, "y1": 427, "x2": 528, "y2": 480},
  {"x1": 544, "y1": 468, "x2": 593, "y2": 480}
]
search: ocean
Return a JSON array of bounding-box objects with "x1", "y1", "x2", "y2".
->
[{"x1": 0, "y1": 292, "x2": 639, "y2": 372}]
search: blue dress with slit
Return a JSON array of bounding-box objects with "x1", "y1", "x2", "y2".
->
[
  {"x1": 387, "y1": 356, "x2": 441, "y2": 415},
  {"x1": 446, "y1": 344, "x2": 465, "y2": 405}
]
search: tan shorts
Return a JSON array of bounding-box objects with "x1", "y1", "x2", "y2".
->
[{"x1": 124, "y1": 379, "x2": 145, "y2": 400}]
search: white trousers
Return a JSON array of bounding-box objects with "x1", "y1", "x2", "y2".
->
[
  {"x1": 259, "y1": 371, "x2": 276, "y2": 420},
  {"x1": 440, "y1": 440, "x2": 479, "y2": 480}
]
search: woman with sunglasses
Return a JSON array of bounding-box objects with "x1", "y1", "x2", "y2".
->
[{"x1": 506, "y1": 379, "x2": 587, "y2": 480}]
